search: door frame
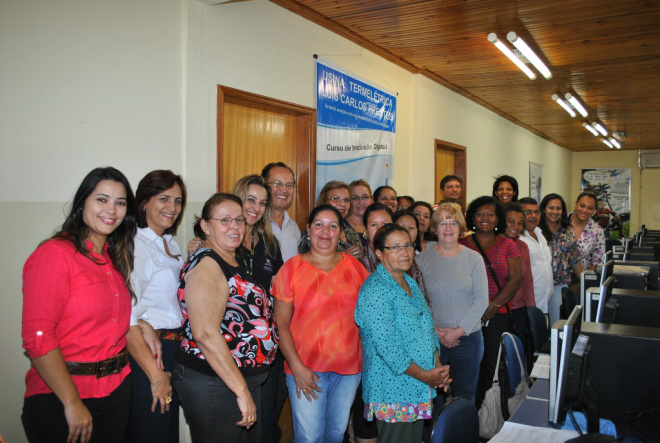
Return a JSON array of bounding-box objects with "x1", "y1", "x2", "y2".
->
[{"x1": 217, "y1": 85, "x2": 316, "y2": 228}]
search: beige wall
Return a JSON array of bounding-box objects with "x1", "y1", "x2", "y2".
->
[
  {"x1": 572, "y1": 150, "x2": 660, "y2": 232},
  {"x1": 0, "y1": 0, "x2": 646, "y2": 441}
]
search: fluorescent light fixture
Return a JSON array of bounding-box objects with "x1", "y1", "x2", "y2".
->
[
  {"x1": 488, "y1": 33, "x2": 537, "y2": 80},
  {"x1": 565, "y1": 93, "x2": 588, "y2": 118},
  {"x1": 582, "y1": 122, "x2": 599, "y2": 136},
  {"x1": 602, "y1": 138, "x2": 614, "y2": 148},
  {"x1": 609, "y1": 137, "x2": 621, "y2": 149},
  {"x1": 507, "y1": 32, "x2": 552, "y2": 79},
  {"x1": 552, "y1": 94, "x2": 576, "y2": 117},
  {"x1": 592, "y1": 122, "x2": 608, "y2": 136}
]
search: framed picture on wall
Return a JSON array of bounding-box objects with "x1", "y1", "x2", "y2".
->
[{"x1": 529, "y1": 162, "x2": 543, "y2": 202}]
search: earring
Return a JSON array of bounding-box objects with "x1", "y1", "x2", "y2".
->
[{"x1": 494, "y1": 226, "x2": 498, "y2": 231}]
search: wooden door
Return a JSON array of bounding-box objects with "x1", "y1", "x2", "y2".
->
[
  {"x1": 217, "y1": 86, "x2": 316, "y2": 443},
  {"x1": 217, "y1": 86, "x2": 316, "y2": 229},
  {"x1": 434, "y1": 139, "x2": 467, "y2": 209}
]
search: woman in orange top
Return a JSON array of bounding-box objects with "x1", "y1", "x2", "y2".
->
[{"x1": 273, "y1": 204, "x2": 370, "y2": 443}]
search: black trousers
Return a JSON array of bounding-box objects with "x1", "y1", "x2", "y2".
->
[
  {"x1": 22, "y1": 375, "x2": 132, "y2": 443},
  {"x1": 475, "y1": 313, "x2": 513, "y2": 408}
]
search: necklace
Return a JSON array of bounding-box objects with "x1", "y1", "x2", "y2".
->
[{"x1": 240, "y1": 229, "x2": 256, "y2": 276}]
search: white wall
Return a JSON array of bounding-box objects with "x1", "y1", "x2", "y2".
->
[
  {"x1": 0, "y1": 1, "x2": 185, "y2": 441},
  {"x1": 0, "y1": 0, "x2": 620, "y2": 441},
  {"x1": 412, "y1": 75, "x2": 573, "y2": 203}
]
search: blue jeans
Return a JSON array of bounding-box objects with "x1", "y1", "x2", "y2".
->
[
  {"x1": 439, "y1": 330, "x2": 483, "y2": 402},
  {"x1": 286, "y1": 372, "x2": 361, "y2": 443},
  {"x1": 172, "y1": 361, "x2": 268, "y2": 443}
]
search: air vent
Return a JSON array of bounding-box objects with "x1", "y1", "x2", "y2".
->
[{"x1": 641, "y1": 151, "x2": 660, "y2": 169}]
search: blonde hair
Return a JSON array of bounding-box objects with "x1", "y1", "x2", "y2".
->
[
  {"x1": 432, "y1": 202, "x2": 467, "y2": 234},
  {"x1": 231, "y1": 175, "x2": 279, "y2": 258}
]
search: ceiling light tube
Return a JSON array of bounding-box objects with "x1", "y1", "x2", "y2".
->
[
  {"x1": 552, "y1": 94, "x2": 576, "y2": 117},
  {"x1": 609, "y1": 137, "x2": 621, "y2": 149},
  {"x1": 602, "y1": 138, "x2": 614, "y2": 148},
  {"x1": 488, "y1": 33, "x2": 537, "y2": 80},
  {"x1": 565, "y1": 93, "x2": 588, "y2": 118},
  {"x1": 507, "y1": 32, "x2": 553, "y2": 79},
  {"x1": 592, "y1": 122, "x2": 608, "y2": 136},
  {"x1": 583, "y1": 122, "x2": 599, "y2": 136}
]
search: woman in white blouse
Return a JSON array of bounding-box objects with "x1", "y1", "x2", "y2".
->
[{"x1": 126, "y1": 170, "x2": 187, "y2": 443}]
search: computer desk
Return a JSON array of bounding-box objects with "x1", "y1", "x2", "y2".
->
[{"x1": 507, "y1": 322, "x2": 660, "y2": 441}]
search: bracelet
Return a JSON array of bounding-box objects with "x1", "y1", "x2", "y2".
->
[{"x1": 139, "y1": 321, "x2": 154, "y2": 330}]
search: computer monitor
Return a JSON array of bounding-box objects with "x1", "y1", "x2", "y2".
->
[
  {"x1": 555, "y1": 333, "x2": 592, "y2": 427},
  {"x1": 599, "y1": 258, "x2": 614, "y2": 287},
  {"x1": 549, "y1": 305, "x2": 583, "y2": 424},
  {"x1": 595, "y1": 275, "x2": 617, "y2": 323}
]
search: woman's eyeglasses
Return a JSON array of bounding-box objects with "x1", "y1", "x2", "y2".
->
[
  {"x1": 351, "y1": 195, "x2": 372, "y2": 201},
  {"x1": 383, "y1": 243, "x2": 413, "y2": 252}
]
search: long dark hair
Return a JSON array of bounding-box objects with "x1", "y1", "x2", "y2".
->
[
  {"x1": 539, "y1": 193, "x2": 570, "y2": 241},
  {"x1": 394, "y1": 209, "x2": 422, "y2": 252},
  {"x1": 51, "y1": 167, "x2": 137, "y2": 293},
  {"x1": 136, "y1": 170, "x2": 187, "y2": 235}
]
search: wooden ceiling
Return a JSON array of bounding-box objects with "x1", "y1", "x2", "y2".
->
[{"x1": 272, "y1": 0, "x2": 660, "y2": 152}]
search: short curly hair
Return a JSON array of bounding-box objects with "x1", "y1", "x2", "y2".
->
[{"x1": 465, "y1": 196, "x2": 506, "y2": 233}]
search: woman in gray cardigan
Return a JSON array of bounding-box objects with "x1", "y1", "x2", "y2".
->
[{"x1": 417, "y1": 202, "x2": 489, "y2": 402}]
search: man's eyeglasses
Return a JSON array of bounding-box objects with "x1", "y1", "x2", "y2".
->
[
  {"x1": 523, "y1": 210, "x2": 541, "y2": 216},
  {"x1": 267, "y1": 181, "x2": 296, "y2": 190}
]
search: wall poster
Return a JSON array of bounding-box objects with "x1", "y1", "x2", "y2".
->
[
  {"x1": 529, "y1": 162, "x2": 543, "y2": 203},
  {"x1": 580, "y1": 168, "x2": 632, "y2": 237},
  {"x1": 316, "y1": 57, "x2": 396, "y2": 199}
]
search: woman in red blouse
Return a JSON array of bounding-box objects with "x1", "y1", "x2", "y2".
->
[
  {"x1": 21, "y1": 167, "x2": 137, "y2": 443},
  {"x1": 459, "y1": 196, "x2": 521, "y2": 408}
]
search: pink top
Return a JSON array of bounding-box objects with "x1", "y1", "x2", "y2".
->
[
  {"x1": 271, "y1": 253, "x2": 369, "y2": 375},
  {"x1": 22, "y1": 238, "x2": 131, "y2": 398}
]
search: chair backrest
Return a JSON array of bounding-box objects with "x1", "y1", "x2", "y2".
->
[
  {"x1": 527, "y1": 306, "x2": 549, "y2": 351},
  {"x1": 561, "y1": 286, "x2": 578, "y2": 320},
  {"x1": 431, "y1": 396, "x2": 479, "y2": 443},
  {"x1": 501, "y1": 332, "x2": 525, "y2": 397}
]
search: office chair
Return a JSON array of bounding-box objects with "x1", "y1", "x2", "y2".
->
[
  {"x1": 527, "y1": 306, "x2": 549, "y2": 353},
  {"x1": 500, "y1": 332, "x2": 531, "y2": 420},
  {"x1": 561, "y1": 286, "x2": 579, "y2": 320},
  {"x1": 431, "y1": 396, "x2": 479, "y2": 443}
]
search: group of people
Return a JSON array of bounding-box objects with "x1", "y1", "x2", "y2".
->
[{"x1": 20, "y1": 164, "x2": 606, "y2": 443}]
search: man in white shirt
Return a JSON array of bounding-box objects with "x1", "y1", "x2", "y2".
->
[
  {"x1": 260, "y1": 162, "x2": 301, "y2": 443},
  {"x1": 518, "y1": 197, "x2": 554, "y2": 315},
  {"x1": 261, "y1": 162, "x2": 301, "y2": 263}
]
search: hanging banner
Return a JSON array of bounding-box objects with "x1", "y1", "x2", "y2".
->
[
  {"x1": 316, "y1": 58, "x2": 396, "y2": 199},
  {"x1": 581, "y1": 167, "x2": 631, "y2": 237}
]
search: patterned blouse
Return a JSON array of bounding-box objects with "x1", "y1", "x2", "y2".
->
[
  {"x1": 548, "y1": 226, "x2": 580, "y2": 285},
  {"x1": 176, "y1": 248, "x2": 277, "y2": 375},
  {"x1": 572, "y1": 217, "x2": 606, "y2": 270},
  {"x1": 355, "y1": 265, "x2": 440, "y2": 422}
]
